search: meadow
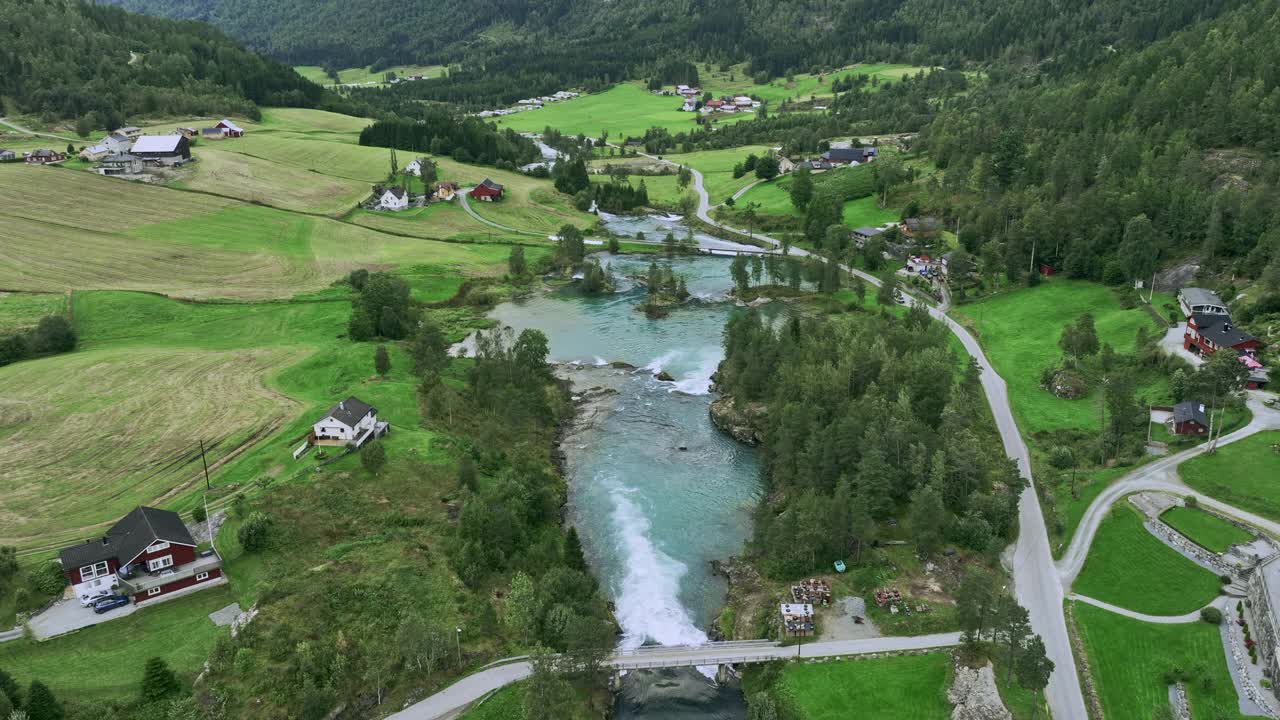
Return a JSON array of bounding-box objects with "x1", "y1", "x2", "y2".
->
[
  {"x1": 1074, "y1": 602, "x2": 1249, "y2": 719},
  {"x1": 697, "y1": 63, "x2": 935, "y2": 105},
  {"x1": 495, "y1": 83, "x2": 748, "y2": 138},
  {"x1": 292, "y1": 64, "x2": 445, "y2": 87},
  {"x1": 0, "y1": 586, "x2": 236, "y2": 700},
  {"x1": 774, "y1": 654, "x2": 952, "y2": 718},
  {"x1": 664, "y1": 145, "x2": 774, "y2": 203},
  {"x1": 176, "y1": 147, "x2": 370, "y2": 216},
  {"x1": 954, "y1": 280, "x2": 1169, "y2": 434},
  {"x1": 1180, "y1": 431, "x2": 1280, "y2": 522},
  {"x1": 0, "y1": 291, "x2": 66, "y2": 333},
  {"x1": 1072, "y1": 505, "x2": 1222, "y2": 615},
  {"x1": 1160, "y1": 506, "x2": 1254, "y2": 553}
]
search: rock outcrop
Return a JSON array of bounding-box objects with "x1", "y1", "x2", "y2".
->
[
  {"x1": 948, "y1": 663, "x2": 1012, "y2": 720},
  {"x1": 708, "y1": 396, "x2": 766, "y2": 445}
]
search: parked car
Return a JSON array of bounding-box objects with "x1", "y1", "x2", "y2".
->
[{"x1": 92, "y1": 594, "x2": 129, "y2": 614}]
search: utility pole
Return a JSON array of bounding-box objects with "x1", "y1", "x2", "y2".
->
[
  {"x1": 455, "y1": 626, "x2": 462, "y2": 666},
  {"x1": 199, "y1": 439, "x2": 211, "y2": 490}
]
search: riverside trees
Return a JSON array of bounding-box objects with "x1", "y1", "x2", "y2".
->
[{"x1": 718, "y1": 309, "x2": 1021, "y2": 578}]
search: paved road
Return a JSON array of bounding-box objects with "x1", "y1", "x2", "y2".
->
[
  {"x1": 1057, "y1": 393, "x2": 1280, "y2": 585},
  {"x1": 0, "y1": 117, "x2": 77, "y2": 143},
  {"x1": 456, "y1": 189, "x2": 546, "y2": 237},
  {"x1": 1069, "y1": 593, "x2": 1207, "y2": 623},
  {"x1": 388, "y1": 634, "x2": 962, "y2": 720}
]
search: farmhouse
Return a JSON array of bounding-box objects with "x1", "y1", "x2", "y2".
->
[
  {"x1": 215, "y1": 119, "x2": 245, "y2": 138},
  {"x1": 1166, "y1": 400, "x2": 1209, "y2": 436},
  {"x1": 114, "y1": 126, "x2": 143, "y2": 139},
  {"x1": 95, "y1": 153, "x2": 144, "y2": 176},
  {"x1": 79, "y1": 144, "x2": 111, "y2": 161},
  {"x1": 405, "y1": 157, "x2": 429, "y2": 176},
  {"x1": 776, "y1": 156, "x2": 796, "y2": 174},
  {"x1": 822, "y1": 147, "x2": 878, "y2": 165},
  {"x1": 1183, "y1": 312, "x2": 1260, "y2": 356},
  {"x1": 681, "y1": 98, "x2": 698, "y2": 112},
  {"x1": 130, "y1": 135, "x2": 192, "y2": 165},
  {"x1": 852, "y1": 226, "x2": 884, "y2": 247},
  {"x1": 310, "y1": 396, "x2": 388, "y2": 447},
  {"x1": 58, "y1": 506, "x2": 224, "y2": 607},
  {"x1": 1178, "y1": 287, "x2": 1230, "y2": 318},
  {"x1": 24, "y1": 149, "x2": 66, "y2": 165},
  {"x1": 376, "y1": 185, "x2": 409, "y2": 211},
  {"x1": 0, "y1": 150, "x2": 14, "y2": 161},
  {"x1": 470, "y1": 178, "x2": 504, "y2": 201},
  {"x1": 175, "y1": 127, "x2": 198, "y2": 138},
  {"x1": 435, "y1": 181, "x2": 458, "y2": 201}
]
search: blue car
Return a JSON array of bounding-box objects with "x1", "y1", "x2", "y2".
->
[{"x1": 92, "y1": 595, "x2": 129, "y2": 614}]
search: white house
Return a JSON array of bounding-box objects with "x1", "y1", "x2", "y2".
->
[
  {"x1": 310, "y1": 396, "x2": 386, "y2": 447},
  {"x1": 681, "y1": 99, "x2": 697, "y2": 112},
  {"x1": 404, "y1": 157, "x2": 428, "y2": 177},
  {"x1": 377, "y1": 186, "x2": 408, "y2": 211}
]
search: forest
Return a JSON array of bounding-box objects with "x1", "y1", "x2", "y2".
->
[
  {"x1": 717, "y1": 308, "x2": 1022, "y2": 579},
  {"x1": 357, "y1": 115, "x2": 540, "y2": 169},
  {"x1": 0, "y1": 0, "x2": 339, "y2": 125}
]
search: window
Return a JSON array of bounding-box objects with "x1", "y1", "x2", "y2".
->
[
  {"x1": 80, "y1": 561, "x2": 110, "y2": 581},
  {"x1": 147, "y1": 587, "x2": 161, "y2": 596},
  {"x1": 196, "y1": 572, "x2": 209, "y2": 582},
  {"x1": 149, "y1": 541, "x2": 170, "y2": 552},
  {"x1": 147, "y1": 555, "x2": 173, "y2": 572}
]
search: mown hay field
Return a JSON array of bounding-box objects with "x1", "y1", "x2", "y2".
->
[
  {"x1": 0, "y1": 291, "x2": 67, "y2": 333},
  {"x1": 177, "y1": 147, "x2": 369, "y2": 215}
]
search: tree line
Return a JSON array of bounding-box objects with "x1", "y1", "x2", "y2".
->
[
  {"x1": 357, "y1": 113, "x2": 540, "y2": 169},
  {"x1": 0, "y1": 315, "x2": 76, "y2": 368}
]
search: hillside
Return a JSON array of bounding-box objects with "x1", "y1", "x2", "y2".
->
[
  {"x1": 100, "y1": 0, "x2": 1243, "y2": 76},
  {"x1": 0, "y1": 0, "x2": 330, "y2": 126}
]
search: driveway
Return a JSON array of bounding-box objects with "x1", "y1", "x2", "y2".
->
[
  {"x1": 1160, "y1": 324, "x2": 1204, "y2": 367},
  {"x1": 28, "y1": 597, "x2": 139, "y2": 640}
]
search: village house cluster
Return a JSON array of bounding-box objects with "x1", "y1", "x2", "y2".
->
[
  {"x1": 368, "y1": 156, "x2": 502, "y2": 212},
  {"x1": 12, "y1": 120, "x2": 245, "y2": 179},
  {"x1": 1178, "y1": 287, "x2": 1268, "y2": 389},
  {"x1": 471, "y1": 90, "x2": 580, "y2": 118}
]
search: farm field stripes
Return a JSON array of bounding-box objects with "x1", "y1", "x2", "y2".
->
[
  {"x1": 495, "y1": 83, "x2": 749, "y2": 138},
  {"x1": 0, "y1": 344, "x2": 305, "y2": 547},
  {"x1": 0, "y1": 291, "x2": 67, "y2": 333},
  {"x1": 176, "y1": 148, "x2": 370, "y2": 216}
]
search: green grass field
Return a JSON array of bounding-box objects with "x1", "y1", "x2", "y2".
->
[
  {"x1": 697, "y1": 63, "x2": 935, "y2": 105},
  {"x1": 775, "y1": 654, "x2": 952, "y2": 719},
  {"x1": 955, "y1": 280, "x2": 1168, "y2": 434},
  {"x1": 0, "y1": 586, "x2": 235, "y2": 700},
  {"x1": 293, "y1": 64, "x2": 445, "y2": 87},
  {"x1": 1073, "y1": 506, "x2": 1221, "y2": 615},
  {"x1": 495, "y1": 83, "x2": 747, "y2": 138},
  {"x1": 1074, "y1": 601, "x2": 1249, "y2": 719},
  {"x1": 664, "y1": 145, "x2": 773, "y2": 204},
  {"x1": 178, "y1": 147, "x2": 370, "y2": 215},
  {"x1": 0, "y1": 291, "x2": 66, "y2": 333},
  {"x1": 1160, "y1": 506, "x2": 1254, "y2": 553},
  {"x1": 1180, "y1": 431, "x2": 1280, "y2": 522},
  {"x1": 843, "y1": 195, "x2": 899, "y2": 227}
]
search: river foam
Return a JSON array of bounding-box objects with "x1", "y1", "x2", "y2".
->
[{"x1": 610, "y1": 487, "x2": 709, "y2": 650}]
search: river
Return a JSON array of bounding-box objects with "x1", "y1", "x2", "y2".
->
[{"x1": 482, "y1": 216, "x2": 766, "y2": 718}]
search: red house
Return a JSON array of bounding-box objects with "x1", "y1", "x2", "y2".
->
[
  {"x1": 470, "y1": 178, "x2": 504, "y2": 202},
  {"x1": 1166, "y1": 400, "x2": 1209, "y2": 436},
  {"x1": 215, "y1": 119, "x2": 245, "y2": 138},
  {"x1": 1183, "y1": 312, "x2": 1262, "y2": 356},
  {"x1": 58, "y1": 506, "x2": 224, "y2": 607},
  {"x1": 24, "y1": 149, "x2": 66, "y2": 165}
]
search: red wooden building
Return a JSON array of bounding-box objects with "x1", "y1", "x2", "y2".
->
[
  {"x1": 469, "y1": 178, "x2": 504, "y2": 202},
  {"x1": 1183, "y1": 313, "x2": 1262, "y2": 356},
  {"x1": 59, "y1": 506, "x2": 224, "y2": 607},
  {"x1": 1166, "y1": 400, "x2": 1209, "y2": 436}
]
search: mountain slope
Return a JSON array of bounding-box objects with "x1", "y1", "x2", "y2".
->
[{"x1": 0, "y1": 0, "x2": 328, "y2": 125}]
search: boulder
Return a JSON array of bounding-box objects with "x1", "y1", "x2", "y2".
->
[
  {"x1": 709, "y1": 396, "x2": 766, "y2": 445},
  {"x1": 655, "y1": 370, "x2": 675, "y2": 382},
  {"x1": 948, "y1": 663, "x2": 1012, "y2": 720}
]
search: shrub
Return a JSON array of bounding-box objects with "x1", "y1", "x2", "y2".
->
[
  {"x1": 237, "y1": 512, "x2": 272, "y2": 552},
  {"x1": 1185, "y1": 495, "x2": 1198, "y2": 508},
  {"x1": 31, "y1": 562, "x2": 66, "y2": 595},
  {"x1": 1200, "y1": 607, "x2": 1223, "y2": 625},
  {"x1": 192, "y1": 504, "x2": 207, "y2": 523},
  {"x1": 361, "y1": 442, "x2": 386, "y2": 475},
  {"x1": 1220, "y1": 574, "x2": 1233, "y2": 585}
]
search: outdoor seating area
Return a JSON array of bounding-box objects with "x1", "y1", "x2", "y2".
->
[
  {"x1": 780, "y1": 602, "x2": 815, "y2": 637},
  {"x1": 791, "y1": 578, "x2": 832, "y2": 607}
]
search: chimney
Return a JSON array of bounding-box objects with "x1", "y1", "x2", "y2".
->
[{"x1": 339, "y1": 401, "x2": 345, "y2": 411}]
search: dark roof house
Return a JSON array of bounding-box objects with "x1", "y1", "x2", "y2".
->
[
  {"x1": 821, "y1": 147, "x2": 877, "y2": 164},
  {"x1": 1167, "y1": 400, "x2": 1209, "y2": 436},
  {"x1": 1185, "y1": 312, "x2": 1260, "y2": 355}
]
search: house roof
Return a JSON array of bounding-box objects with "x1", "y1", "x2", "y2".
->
[
  {"x1": 382, "y1": 186, "x2": 406, "y2": 200},
  {"x1": 904, "y1": 217, "x2": 941, "y2": 232},
  {"x1": 202, "y1": 127, "x2": 225, "y2": 135},
  {"x1": 1180, "y1": 287, "x2": 1223, "y2": 307},
  {"x1": 321, "y1": 396, "x2": 375, "y2": 428},
  {"x1": 106, "y1": 133, "x2": 130, "y2": 144},
  {"x1": 216, "y1": 119, "x2": 243, "y2": 132},
  {"x1": 83, "y1": 144, "x2": 110, "y2": 155},
  {"x1": 853, "y1": 226, "x2": 883, "y2": 237},
  {"x1": 29, "y1": 149, "x2": 60, "y2": 157},
  {"x1": 1192, "y1": 312, "x2": 1256, "y2": 348},
  {"x1": 117, "y1": 126, "x2": 141, "y2": 133},
  {"x1": 437, "y1": 181, "x2": 458, "y2": 190},
  {"x1": 131, "y1": 135, "x2": 185, "y2": 153},
  {"x1": 477, "y1": 178, "x2": 503, "y2": 192},
  {"x1": 59, "y1": 506, "x2": 195, "y2": 570},
  {"x1": 101, "y1": 153, "x2": 139, "y2": 163},
  {"x1": 1172, "y1": 400, "x2": 1208, "y2": 427}
]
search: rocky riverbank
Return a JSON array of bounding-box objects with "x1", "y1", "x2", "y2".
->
[{"x1": 709, "y1": 395, "x2": 767, "y2": 445}]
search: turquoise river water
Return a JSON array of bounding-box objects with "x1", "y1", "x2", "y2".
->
[{"x1": 483, "y1": 218, "x2": 766, "y2": 718}]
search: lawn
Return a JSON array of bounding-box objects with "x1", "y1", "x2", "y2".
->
[
  {"x1": 775, "y1": 654, "x2": 952, "y2": 719},
  {"x1": 1074, "y1": 601, "x2": 1250, "y2": 719},
  {"x1": 697, "y1": 63, "x2": 935, "y2": 105},
  {"x1": 1180, "y1": 431, "x2": 1280, "y2": 523},
  {"x1": 0, "y1": 586, "x2": 235, "y2": 700},
  {"x1": 842, "y1": 195, "x2": 899, "y2": 228},
  {"x1": 0, "y1": 167, "x2": 515, "y2": 299},
  {"x1": 0, "y1": 291, "x2": 66, "y2": 333},
  {"x1": 495, "y1": 83, "x2": 747, "y2": 138},
  {"x1": 954, "y1": 280, "x2": 1169, "y2": 434},
  {"x1": 1073, "y1": 506, "x2": 1222, "y2": 615},
  {"x1": 1160, "y1": 506, "x2": 1254, "y2": 553}
]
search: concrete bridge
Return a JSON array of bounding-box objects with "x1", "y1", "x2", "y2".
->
[{"x1": 387, "y1": 633, "x2": 962, "y2": 720}]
